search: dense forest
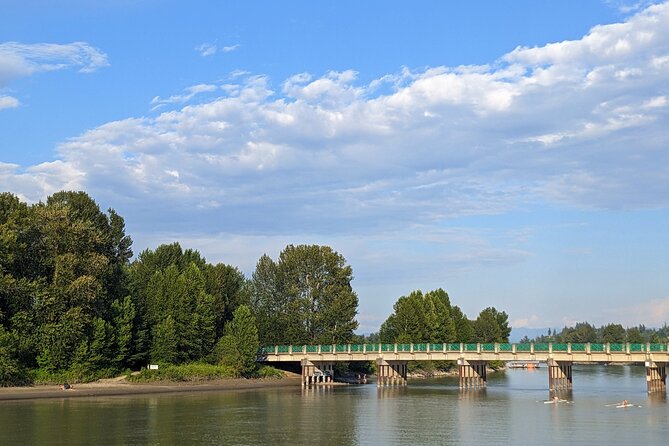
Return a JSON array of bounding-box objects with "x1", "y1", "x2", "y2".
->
[
  {"x1": 0, "y1": 190, "x2": 568, "y2": 386},
  {"x1": 0, "y1": 191, "x2": 366, "y2": 385}
]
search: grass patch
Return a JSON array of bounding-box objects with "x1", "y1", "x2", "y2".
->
[
  {"x1": 255, "y1": 365, "x2": 284, "y2": 378},
  {"x1": 127, "y1": 363, "x2": 236, "y2": 382},
  {"x1": 29, "y1": 368, "x2": 120, "y2": 385},
  {"x1": 127, "y1": 363, "x2": 285, "y2": 382}
]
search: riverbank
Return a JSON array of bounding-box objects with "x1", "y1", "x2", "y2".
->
[{"x1": 0, "y1": 375, "x2": 302, "y2": 402}]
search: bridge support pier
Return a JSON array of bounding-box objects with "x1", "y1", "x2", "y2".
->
[
  {"x1": 458, "y1": 360, "x2": 487, "y2": 389},
  {"x1": 548, "y1": 359, "x2": 572, "y2": 391},
  {"x1": 301, "y1": 360, "x2": 334, "y2": 386},
  {"x1": 646, "y1": 361, "x2": 667, "y2": 394},
  {"x1": 376, "y1": 359, "x2": 407, "y2": 387}
]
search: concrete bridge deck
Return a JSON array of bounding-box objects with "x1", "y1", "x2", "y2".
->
[{"x1": 260, "y1": 342, "x2": 669, "y2": 392}]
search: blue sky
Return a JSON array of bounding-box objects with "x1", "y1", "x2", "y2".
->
[{"x1": 2, "y1": 0, "x2": 669, "y2": 333}]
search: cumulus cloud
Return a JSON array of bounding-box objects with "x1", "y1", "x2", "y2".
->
[
  {"x1": 0, "y1": 0, "x2": 666, "y2": 280},
  {"x1": 2, "y1": 4, "x2": 667, "y2": 332},
  {"x1": 6, "y1": 3, "x2": 667, "y2": 231}
]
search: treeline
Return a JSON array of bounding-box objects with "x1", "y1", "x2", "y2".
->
[
  {"x1": 376, "y1": 289, "x2": 511, "y2": 344},
  {"x1": 522, "y1": 322, "x2": 669, "y2": 344},
  {"x1": 0, "y1": 191, "x2": 360, "y2": 385},
  {"x1": 1, "y1": 190, "x2": 513, "y2": 386}
]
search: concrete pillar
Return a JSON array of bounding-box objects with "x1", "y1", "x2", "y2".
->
[
  {"x1": 458, "y1": 360, "x2": 487, "y2": 389},
  {"x1": 301, "y1": 359, "x2": 312, "y2": 387},
  {"x1": 548, "y1": 359, "x2": 572, "y2": 391},
  {"x1": 301, "y1": 360, "x2": 334, "y2": 386},
  {"x1": 646, "y1": 361, "x2": 667, "y2": 394},
  {"x1": 376, "y1": 359, "x2": 408, "y2": 387}
]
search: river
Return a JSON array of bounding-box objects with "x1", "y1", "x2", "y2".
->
[{"x1": 1, "y1": 365, "x2": 667, "y2": 445}]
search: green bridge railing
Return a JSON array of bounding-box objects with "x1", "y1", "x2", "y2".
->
[{"x1": 260, "y1": 342, "x2": 669, "y2": 356}]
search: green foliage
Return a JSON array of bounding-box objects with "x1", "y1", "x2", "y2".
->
[
  {"x1": 30, "y1": 367, "x2": 118, "y2": 385},
  {"x1": 560, "y1": 322, "x2": 598, "y2": 343},
  {"x1": 216, "y1": 305, "x2": 259, "y2": 377},
  {"x1": 527, "y1": 322, "x2": 669, "y2": 344},
  {"x1": 256, "y1": 365, "x2": 285, "y2": 378},
  {"x1": 626, "y1": 327, "x2": 645, "y2": 343},
  {"x1": 601, "y1": 323, "x2": 625, "y2": 343},
  {"x1": 129, "y1": 244, "x2": 234, "y2": 365},
  {"x1": 379, "y1": 288, "x2": 477, "y2": 344},
  {"x1": 112, "y1": 296, "x2": 135, "y2": 367},
  {"x1": 249, "y1": 245, "x2": 359, "y2": 345},
  {"x1": 0, "y1": 325, "x2": 29, "y2": 386},
  {"x1": 36, "y1": 307, "x2": 89, "y2": 371},
  {"x1": 151, "y1": 316, "x2": 178, "y2": 364},
  {"x1": 473, "y1": 307, "x2": 510, "y2": 342},
  {"x1": 127, "y1": 363, "x2": 236, "y2": 382}
]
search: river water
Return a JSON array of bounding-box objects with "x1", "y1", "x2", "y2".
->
[{"x1": 1, "y1": 365, "x2": 667, "y2": 445}]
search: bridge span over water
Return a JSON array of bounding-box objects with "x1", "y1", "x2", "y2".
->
[{"x1": 260, "y1": 342, "x2": 669, "y2": 393}]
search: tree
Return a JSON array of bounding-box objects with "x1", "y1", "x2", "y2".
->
[
  {"x1": 473, "y1": 309, "x2": 502, "y2": 342},
  {"x1": 249, "y1": 255, "x2": 283, "y2": 345},
  {"x1": 151, "y1": 316, "x2": 178, "y2": 364},
  {"x1": 249, "y1": 245, "x2": 358, "y2": 345},
  {"x1": 425, "y1": 289, "x2": 456, "y2": 342},
  {"x1": 112, "y1": 296, "x2": 135, "y2": 367},
  {"x1": 129, "y1": 244, "x2": 232, "y2": 364},
  {"x1": 217, "y1": 305, "x2": 259, "y2": 377},
  {"x1": 379, "y1": 289, "x2": 475, "y2": 344},
  {"x1": 87, "y1": 317, "x2": 115, "y2": 370},
  {"x1": 379, "y1": 291, "x2": 428, "y2": 342},
  {"x1": 626, "y1": 326, "x2": 645, "y2": 344},
  {"x1": 473, "y1": 307, "x2": 511, "y2": 343},
  {"x1": 204, "y1": 263, "x2": 246, "y2": 336},
  {"x1": 560, "y1": 322, "x2": 597, "y2": 343},
  {"x1": 601, "y1": 323, "x2": 625, "y2": 343},
  {"x1": 0, "y1": 325, "x2": 24, "y2": 386}
]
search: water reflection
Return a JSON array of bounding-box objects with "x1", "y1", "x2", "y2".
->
[{"x1": 1, "y1": 366, "x2": 667, "y2": 445}]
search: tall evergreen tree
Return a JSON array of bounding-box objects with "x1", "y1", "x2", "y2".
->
[{"x1": 217, "y1": 305, "x2": 259, "y2": 377}]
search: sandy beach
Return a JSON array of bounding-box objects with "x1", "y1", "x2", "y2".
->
[{"x1": 0, "y1": 375, "x2": 304, "y2": 402}]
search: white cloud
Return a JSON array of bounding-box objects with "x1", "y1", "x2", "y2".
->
[
  {"x1": 7, "y1": 2, "x2": 668, "y2": 221},
  {"x1": 4, "y1": 3, "x2": 669, "y2": 329},
  {"x1": 0, "y1": 41, "x2": 108, "y2": 86},
  {"x1": 195, "y1": 42, "x2": 217, "y2": 57},
  {"x1": 601, "y1": 298, "x2": 669, "y2": 327},
  {"x1": 222, "y1": 44, "x2": 240, "y2": 53},
  {"x1": 511, "y1": 314, "x2": 541, "y2": 328},
  {"x1": 0, "y1": 41, "x2": 108, "y2": 110},
  {"x1": 195, "y1": 43, "x2": 239, "y2": 57},
  {"x1": 0, "y1": 95, "x2": 19, "y2": 109},
  {"x1": 150, "y1": 83, "x2": 219, "y2": 109}
]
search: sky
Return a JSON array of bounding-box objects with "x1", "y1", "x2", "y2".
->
[{"x1": 1, "y1": 0, "x2": 669, "y2": 333}]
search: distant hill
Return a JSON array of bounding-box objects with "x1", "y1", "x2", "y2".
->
[{"x1": 509, "y1": 327, "x2": 549, "y2": 343}]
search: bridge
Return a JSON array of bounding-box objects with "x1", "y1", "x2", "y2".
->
[{"x1": 260, "y1": 342, "x2": 669, "y2": 393}]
